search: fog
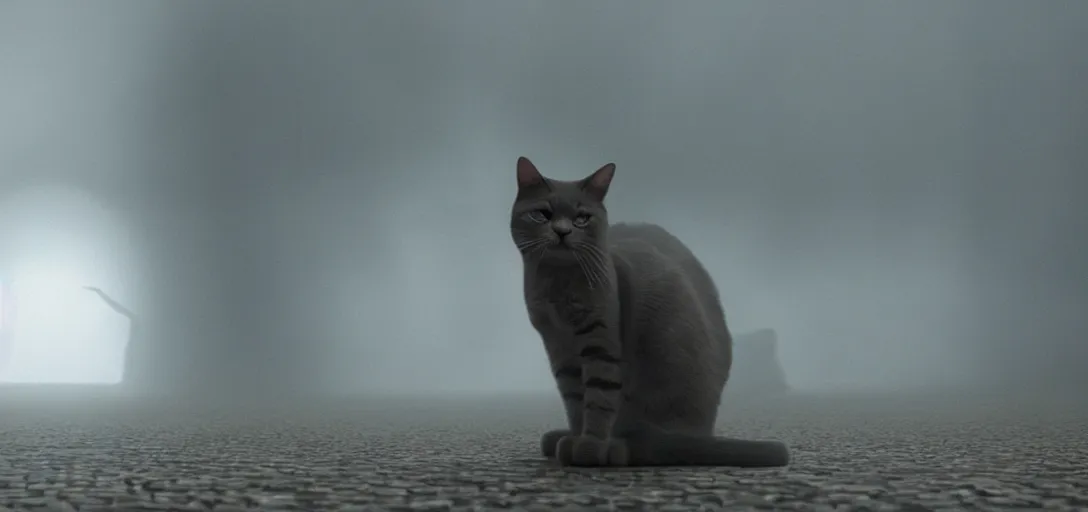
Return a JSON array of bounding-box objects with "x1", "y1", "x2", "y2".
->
[{"x1": 1, "y1": 1, "x2": 1084, "y2": 398}]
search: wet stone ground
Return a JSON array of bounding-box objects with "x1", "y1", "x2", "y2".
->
[{"x1": 0, "y1": 389, "x2": 1085, "y2": 511}]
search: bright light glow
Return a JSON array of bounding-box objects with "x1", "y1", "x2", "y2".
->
[
  {"x1": 2, "y1": 263, "x2": 128, "y2": 385},
  {"x1": 0, "y1": 185, "x2": 132, "y2": 385}
]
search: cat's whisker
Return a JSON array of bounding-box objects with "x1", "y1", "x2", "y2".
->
[
  {"x1": 516, "y1": 238, "x2": 549, "y2": 253},
  {"x1": 571, "y1": 250, "x2": 597, "y2": 290},
  {"x1": 586, "y1": 251, "x2": 609, "y2": 290},
  {"x1": 576, "y1": 242, "x2": 611, "y2": 287},
  {"x1": 577, "y1": 248, "x2": 605, "y2": 289},
  {"x1": 571, "y1": 250, "x2": 588, "y2": 283},
  {"x1": 580, "y1": 241, "x2": 609, "y2": 265},
  {"x1": 530, "y1": 241, "x2": 553, "y2": 255},
  {"x1": 512, "y1": 233, "x2": 537, "y2": 244},
  {"x1": 526, "y1": 238, "x2": 550, "y2": 257},
  {"x1": 528, "y1": 240, "x2": 551, "y2": 272}
]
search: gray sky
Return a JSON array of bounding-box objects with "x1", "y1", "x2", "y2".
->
[{"x1": 1, "y1": 0, "x2": 1085, "y2": 396}]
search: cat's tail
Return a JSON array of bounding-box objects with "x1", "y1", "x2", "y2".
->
[{"x1": 625, "y1": 428, "x2": 790, "y2": 467}]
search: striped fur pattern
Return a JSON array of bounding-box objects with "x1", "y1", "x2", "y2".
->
[{"x1": 510, "y1": 157, "x2": 789, "y2": 467}]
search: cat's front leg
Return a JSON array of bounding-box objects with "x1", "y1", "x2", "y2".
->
[
  {"x1": 539, "y1": 429, "x2": 569, "y2": 458},
  {"x1": 542, "y1": 354, "x2": 583, "y2": 459},
  {"x1": 555, "y1": 316, "x2": 628, "y2": 467}
]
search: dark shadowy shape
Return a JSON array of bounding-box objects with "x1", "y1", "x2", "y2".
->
[
  {"x1": 726, "y1": 328, "x2": 790, "y2": 397},
  {"x1": 83, "y1": 286, "x2": 136, "y2": 386}
]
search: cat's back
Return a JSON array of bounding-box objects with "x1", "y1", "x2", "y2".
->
[
  {"x1": 607, "y1": 222, "x2": 732, "y2": 423},
  {"x1": 607, "y1": 222, "x2": 724, "y2": 320},
  {"x1": 609, "y1": 222, "x2": 690, "y2": 266}
]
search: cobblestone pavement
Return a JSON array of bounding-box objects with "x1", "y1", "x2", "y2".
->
[{"x1": 0, "y1": 389, "x2": 1085, "y2": 511}]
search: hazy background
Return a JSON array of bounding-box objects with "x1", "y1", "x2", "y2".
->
[{"x1": 0, "y1": 1, "x2": 1084, "y2": 397}]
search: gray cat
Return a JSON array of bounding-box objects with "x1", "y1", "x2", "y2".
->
[{"x1": 510, "y1": 156, "x2": 789, "y2": 467}]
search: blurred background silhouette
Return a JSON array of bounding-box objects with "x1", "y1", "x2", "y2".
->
[{"x1": 0, "y1": 0, "x2": 1084, "y2": 399}]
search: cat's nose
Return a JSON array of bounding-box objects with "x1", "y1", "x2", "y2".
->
[{"x1": 551, "y1": 220, "x2": 573, "y2": 238}]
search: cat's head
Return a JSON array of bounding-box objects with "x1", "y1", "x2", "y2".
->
[{"x1": 509, "y1": 156, "x2": 615, "y2": 264}]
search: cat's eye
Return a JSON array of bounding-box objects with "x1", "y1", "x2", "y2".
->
[
  {"x1": 573, "y1": 214, "x2": 592, "y2": 228},
  {"x1": 526, "y1": 210, "x2": 551, "y2": 223}
]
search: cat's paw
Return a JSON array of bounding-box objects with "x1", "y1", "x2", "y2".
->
[
  {"x1": 555, "y1": 435, "x2": 628, "y2": 467},
  {"x1": 540, "y1": 429, "x2": 570, "y2": 458}
]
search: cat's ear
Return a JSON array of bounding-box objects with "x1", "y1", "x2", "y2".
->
[
  {"x1": 516, "y1": 156, "x2": 546, "y2": 189},
  {"x1": 580, "y1": 162, "x2": 616, "y2": 201}
]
